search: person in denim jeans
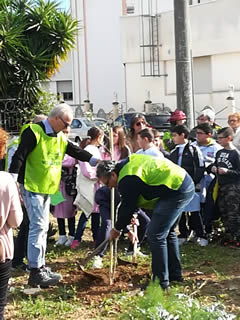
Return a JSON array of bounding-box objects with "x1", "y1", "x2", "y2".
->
[
  {"x1": 9, "y1": 104, "x2": 99, "y2": 288},
  {"x1": 96, "y1": 154, "x2": 194, "y2": 290}
]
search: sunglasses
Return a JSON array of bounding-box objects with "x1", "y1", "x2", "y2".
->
[
  {"x1": 59, "y1": 117, "x2": 71, "y2": 128},
  {"x1": 136, "y1": 121, "x2": 146, "y2": 127}
]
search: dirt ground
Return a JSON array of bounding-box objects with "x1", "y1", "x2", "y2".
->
[
  {"x1": 57, "y1": 257, "x2": 240, "y2": 315},
  {"x1": 5, "y1": 225, "x2": 240, "y2": 319},
  {"x1": 61, "y1": 262, "x2": 150, "y2": 304}
]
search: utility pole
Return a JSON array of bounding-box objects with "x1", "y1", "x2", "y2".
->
[{"x1": 174, "y1": 0, "x2": 194, "y2": 128}]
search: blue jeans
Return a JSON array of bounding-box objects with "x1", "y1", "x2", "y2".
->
[
  {"x1": 20, "y1": 185, "x2": 50, "y2": 269},
  {"x1": 74, "y1": 212, "x2": 100, "y2": 242},
  {"x1": 147, "y1": 174, "x2": 195, "y2": 289}
]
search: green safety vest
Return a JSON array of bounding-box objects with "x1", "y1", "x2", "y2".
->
[
  {"x1": 24, "y1": 124, "x2": 68, "y2": 194},
  {"x1": 118, "y1": 154, "x2": 186, "y2": 209},
  {"x1": 5, "y1": 138, "x2": 19, "y2": 171}
]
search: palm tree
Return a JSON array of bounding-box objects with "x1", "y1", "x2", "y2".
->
[{"x1": 0, "y1": 0, "x2": 78, "y2": 112}]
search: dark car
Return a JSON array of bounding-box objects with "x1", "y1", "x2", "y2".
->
[{"x1": 115, "y1": 112, "x2": 171, "y2": 132}]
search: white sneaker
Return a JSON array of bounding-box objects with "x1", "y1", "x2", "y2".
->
[
  {"x1": 92, "y1": 256, "x2": 103, "y2": 269},
  {"x1": 125, "y1": 248, "x2": 147, "y2": 257},
  {"x1": 198, "y1": 238, "x2": 208, "y2": 247},
  {"x1": 188, "y1": 231, "x2": 198, "y2": 243},
  {"x1": 178, "y1": 238, "x2": 187, "y2": 246},
  {"x1": 65, "y1": 236, "x2": 75, "y2": 247},
  {"x1": 55, "y1": 235, "x2": 67, "y2": 245}
]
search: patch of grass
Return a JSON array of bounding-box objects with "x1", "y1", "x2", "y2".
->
[
  {"x1": 119, "y1": 282, "x2": 236, "y2": 320},
  {"x1": 181, "y1": 243, "x2": 240, "y2": 274},
  {"x1": 17, "y1": 295, "x2": 75, "y2": 320},
  {"x1": 6, "y1": 228, "x2": 240, "y2": 319}
]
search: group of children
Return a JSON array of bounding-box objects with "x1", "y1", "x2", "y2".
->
[
  {"x1": 52, "y1": 113, "x2": 240, "y2": 272},
  {"x1": 169, "y1": 122, "x2": 240, "y2": 247}
]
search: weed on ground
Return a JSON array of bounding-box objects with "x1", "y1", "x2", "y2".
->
[{"x1": 5, "y1": 228, "x2": 240, "y2": 319}]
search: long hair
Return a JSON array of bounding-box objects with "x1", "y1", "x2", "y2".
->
[
  {"x1": 80, "y1": 126, "x2": 103, "y2": 149},
  {"x1": 0, "y1": 128, "x2": 8, "y2": 159},
  {"x1": 129, "y1": 114, "x2": 146, "y2": 138},
  {"x1": 103, "y1": 126, "x2": 129, "y2": 159}
]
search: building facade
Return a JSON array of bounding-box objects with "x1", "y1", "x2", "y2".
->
[
  {"x1": 45, "y1": 0, "x2": 240, "y2": 124},
  {"x1": 121, "y1": 0, "x2": 240, "y2": 123}
]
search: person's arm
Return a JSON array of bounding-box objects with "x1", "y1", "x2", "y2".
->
[
  {"x1": 79, "y1": 161, "x2": 97, "y2": 180},
  {"x1": 218, "y1": 152, "x2": 240, "y2": 177},
  {"x1": 7, "y1": 183, "x2": 23, "y2": 228},
  {"x1": 9, "y1": 127, "x2": 37, "y2": 181},
  {"x1": 192, "y1": 145, "x2": 205, "y2": 183},
  {"x1": 66, "y1": 140, "x2": 99, "y2": 166},
  {"x1": 114, "y1": 176, "x2": 141, "y2": 231},
  {"x1": 62, "y1": 154, "x2": 77, "y2": 168}
]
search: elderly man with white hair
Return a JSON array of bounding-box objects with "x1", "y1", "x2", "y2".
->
[
  {"x1": 189, "y1": 106, "x2": 220, "y2": 141},
  {"x1": 9, "y1": 103, "x2": 99, "y2": 288}
]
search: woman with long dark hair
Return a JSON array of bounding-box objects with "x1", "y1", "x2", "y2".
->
[{"x1": 127, "y1": 114, "x2": 147, "y2": 153}]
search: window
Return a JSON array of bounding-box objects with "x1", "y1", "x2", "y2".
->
[
  {"x1": 193, "y1": 56, "x2": 212, "y2": 94},
  {"x1": 126, "y1": 5, "x2": 134, "y2": 14},
  {"x1": 57, "y1": 81, "x2": 72, "y2": 101},
  {"x1": 71, "y1": 119, "x2": 82, "y2": 129},
  {"x1": 62, "y1": 92, "x2": 73, "y2": 101}
]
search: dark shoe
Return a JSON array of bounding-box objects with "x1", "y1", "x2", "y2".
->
[
  {"x1": 11, "y1": 262, "x2": 29, "y2": 272},
  {"x1": 41, "y1": 266, "x2": 62, "y2": 281},
  {"x1": 169, "y1": 277, "x2": 184, "y2": 283},
  {"x1": 28, "y1": 269, "x2": 60, "y2": 288},
  {"x1": 47, "y1": 223, "x2": 57, "y2": 240}
]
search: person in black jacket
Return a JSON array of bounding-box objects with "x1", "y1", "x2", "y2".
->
[
  {"x1": 170, "y1": 125, "x2": 207, "y2": 246},
  {"x1": 209, "y1": 127, "x2": 240, "y2": 248}
]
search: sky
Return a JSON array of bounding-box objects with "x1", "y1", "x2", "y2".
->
[{"x1": 58, "y1": 0, "x2": 69, "y2": 10}]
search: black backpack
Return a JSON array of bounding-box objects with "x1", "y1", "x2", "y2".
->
[{"x1": 61, "y1": 166, "x2": 77, "y2": 198}]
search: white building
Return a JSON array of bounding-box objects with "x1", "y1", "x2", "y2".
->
[
  {"x1": 69, "y1": 0, "x2": 125, "y2": 113},
  {"x1": 45, "y1": 0, "x2": 240, "y2": 124},
  {"x1": 121, "y1": 0, "x2": 240, "y2": 123}
]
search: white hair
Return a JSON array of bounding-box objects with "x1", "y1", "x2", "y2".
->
[
  {"x1": 32, "y1": 114, "x2": 47, "y2": 123},
  {"x1": 198, "y1": 108, "x2": 215, "y2": 122},
  {"x1": 49, "y1": 103, "x2": 73, "y2": 118}
]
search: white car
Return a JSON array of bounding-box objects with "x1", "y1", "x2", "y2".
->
[{"x1": 69, "y1": 117, "x2": 95, "y2": 143}]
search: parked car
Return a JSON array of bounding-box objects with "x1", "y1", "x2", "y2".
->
[
  {"x1": 69, "y1": 117, "x2": 95, "y2": 143},
  {"x1": 114, "y1": 112, "x2": 171, "y2": 132},
  {"x1": 92, "y1": 117, "x2": 108, "y2": 130}
]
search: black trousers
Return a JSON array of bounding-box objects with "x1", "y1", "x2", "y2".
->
[
  {"x1": 57, "y1": 217, "x2": 75, "y2": 237},
  {"x1": 12, "y1": 205, "x2": 29, "y2": 266},
  {"x1": 178, "y1": 211, "x2": 205, "y2": 238},
  {"x1": 0, "y1": 259, "x2": 11, "y2": 320}
]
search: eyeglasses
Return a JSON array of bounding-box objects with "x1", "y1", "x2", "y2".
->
[
  {"x1": 135, "y1": 121, "x2": 146, "y2": 127},
  {"x1": 59, "y1": 117, "x2": 71, "y2": 128},
  {"x1": 218, "y1": 136, "x2": 228, "y2": 140},
  {"x1": 196, "y1": 131, "x2": 207, "y2": 135},
  {"x1": 228, "y1": 119, "x2": 238, "y2": 123}
]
